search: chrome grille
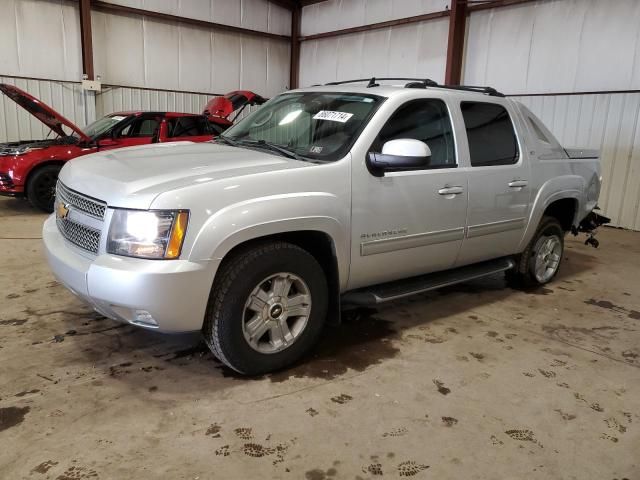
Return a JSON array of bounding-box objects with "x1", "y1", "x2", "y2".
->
[
  {"x1": 55, "y1": 182, "x2": 106, "y2": 254},
  {"x1": 56, "y1": 182, "x2": 106, "y2": 219},
  {"x1": 56, "y1": 217, "x2": 101, "y2": 254}
]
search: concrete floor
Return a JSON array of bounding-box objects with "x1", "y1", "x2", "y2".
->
[{"x1": 0, "y1": 196, "x2": 639, "y2": 480}]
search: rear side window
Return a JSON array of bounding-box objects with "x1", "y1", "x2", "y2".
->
[
  {"x1": 461, "y1": 102, "x2": 519, "y2": 167},
  {"x1": 372, "y1": 99, "x2": 456, "y2": 169},
  {"x1": 168, "y1": 117, "x2": 211, "y2": 137}
]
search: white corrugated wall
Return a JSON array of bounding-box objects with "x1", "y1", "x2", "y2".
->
[
  {"x1": 301, "y1": 0, "x2": 449, "y2": 36},
  {"x1": 92, "y1": 0, "x2": 291, "y2": 96},
  {"x1": 299, "y1": 18, "x2": 450, "y2": 87},
  {"x1": 95, "y1": 87, "x2": 211, "y2": 117},
  {"x1": 299, "y1": 0, "x2": 451, "y2": 87},
  {"x1": 0, "y1": 0, "x2": 90, "y2": 142}
]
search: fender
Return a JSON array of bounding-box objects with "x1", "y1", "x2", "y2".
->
[
  {"x1": 188, "y1": 192, "x2": 350, "y2": 290},
  {"x1": 517, "y1": 175, "x2": 585, "y2": 251}
]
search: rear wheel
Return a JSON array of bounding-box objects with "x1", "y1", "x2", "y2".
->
[
  {"x1": 202, "y1": 241, "x2": 328, "y2": 375},
  {"x1": 507, "y1": 216, "x2": 564, "y2": 287},
  {"x1": 26, "y1": 165, "x2": 61, "y2": 212}
]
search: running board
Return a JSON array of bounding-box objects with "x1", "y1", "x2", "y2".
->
[{"x1": 342, "y1": 257, "x2": 515, "y2": 306}]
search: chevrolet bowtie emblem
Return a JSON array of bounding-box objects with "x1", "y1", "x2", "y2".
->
[{"x1": 56, "y1": 202, "x2": 70, "y2": 220}]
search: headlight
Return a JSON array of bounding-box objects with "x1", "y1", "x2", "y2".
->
[{"x1": 107, "y1": 209, "x2": 189, "y2": 259}]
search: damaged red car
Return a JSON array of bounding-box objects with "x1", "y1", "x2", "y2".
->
[{"x1": 0, "y1": 84, "x2": 265, "y2": 212}]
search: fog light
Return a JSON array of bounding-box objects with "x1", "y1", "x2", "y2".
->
[{"x1": 133, "y1": 310, "x2": 158, "y2": 327}]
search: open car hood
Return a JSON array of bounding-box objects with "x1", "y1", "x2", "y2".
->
[
  {"x1": 203, "y1": 90, "x2": 266, "y2": 122},
  {"x1": 0, "y1": 83, "x2": 91, "y2": 142}
]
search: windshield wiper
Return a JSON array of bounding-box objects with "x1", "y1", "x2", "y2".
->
[
  {"x1": 234, "y1": 138, "x2": 304, "y2": 161},
  {"x1": 215, "y1": 135, "x2": 239, "y2": 146}
]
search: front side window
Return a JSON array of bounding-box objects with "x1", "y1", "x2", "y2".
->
[
  {"x1": 221, "y1": 92, "x2": 384, "y2": 162},
  {"x1": 461, "y1": 102, "x2": 519, "y2": 167},
  {"x1": 371, "y1": 99, "x2": 456, "y2": 169},
  {"x1": 117, "y1": 116, "x2": 160, "y2": 138}
]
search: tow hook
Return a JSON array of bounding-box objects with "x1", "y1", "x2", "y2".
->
[{"x1": 571, "y1": 209, "x2": 611, "y2": 248}]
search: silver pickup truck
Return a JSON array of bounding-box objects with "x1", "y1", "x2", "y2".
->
[{"x1": 44, "y1": 79, "x2": 608, "y2": 375}]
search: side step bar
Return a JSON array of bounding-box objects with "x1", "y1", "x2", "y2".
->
[{"x1": 341, "y1": 257, "x2": 515, "y2": 306}]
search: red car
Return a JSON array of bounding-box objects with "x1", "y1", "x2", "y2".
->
[{"x1": 0, "y1": 85, "x2": 265, "y2": 212}]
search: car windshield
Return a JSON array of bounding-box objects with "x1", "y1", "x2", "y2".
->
[
  {"x1": 81, "y1": 114, "x2": 128, "y2": 138},
  {"x1": 220, "y1": 92, "x2": 384, "y2": 162}
]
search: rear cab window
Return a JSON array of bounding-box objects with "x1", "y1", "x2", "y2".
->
[{"x1": 460, "y1": 101, "x2": 519, "y2": 167}]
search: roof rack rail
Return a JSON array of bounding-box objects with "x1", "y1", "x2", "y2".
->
[
  {"x1": 435, "y1": 84, "x2": 505, "y2": 97},
  {"x1": 325, "y1": 77, "x2": 437, "y2": 86},
  {"x1": 323, "y1": 77, "x2": 504, "y2": 97}
]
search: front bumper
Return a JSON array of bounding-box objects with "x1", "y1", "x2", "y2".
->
[
  {"x1": 0, "y1": 172, "x2": 23, "y2": 196},
  {"x1": 43, "y1": 215, "x2": 218, "y2": 332}
]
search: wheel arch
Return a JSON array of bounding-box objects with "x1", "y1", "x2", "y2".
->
[
  {"x1": 517, "y1": 175, "x2": 585, "y2": 252},
  {"x1": 214, "y1": 228, "x2": 344, "y2": 326},
  {"x1": 24, "y1": 160, "x2": 65, "y2": 191}
]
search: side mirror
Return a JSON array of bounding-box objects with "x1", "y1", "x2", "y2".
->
[
  {"x1": 97, "y1": 137, "x2": 118, "y2": 148},
  {"x1": 367, "y1": 139, "x2": 432, "y2": 177}
]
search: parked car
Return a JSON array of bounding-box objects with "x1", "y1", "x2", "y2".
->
[
  {"x1": 43, "y1": 78, "x2": 609, "y2": 375},
  {"x1": 0, "y1": 84, "x2": 265, "y2": 212}
]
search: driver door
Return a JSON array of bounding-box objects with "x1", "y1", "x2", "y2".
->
[{"x1": 348, "y1": 98, "x2": 468, "y2": 290}]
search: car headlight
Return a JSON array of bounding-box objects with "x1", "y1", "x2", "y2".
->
[{"x1": 107, "y1": 209, "x2": 189, "y2": 259}]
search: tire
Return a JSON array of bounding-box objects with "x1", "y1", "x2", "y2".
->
[
  {"x1": 202, "y1": 241, "x2": 328, "y2": 375},
  {"x1": 507, "y1": 216, "x2": 564, "y2": 287},
  {"x1": 26, "y1": 165, "x2": 61, "y2": 213}
]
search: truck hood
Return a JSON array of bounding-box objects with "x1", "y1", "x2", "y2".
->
[
  {"x1": 58, "y1": 141, "x2": 311, "y2": 209},
  {"x1": 0, "y1": 83, "x2": 91, "y2": 142}
]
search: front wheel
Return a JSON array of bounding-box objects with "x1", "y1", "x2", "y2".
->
[
  {"x1": 26, "y1": 165, "x2": 61, "y2": 213},
  {"x1": 202, "y1": 241, "x2": 328, "y2": 375},
  {"x1": 507, "y1": 216, "x2": 564, "y2": 287}
]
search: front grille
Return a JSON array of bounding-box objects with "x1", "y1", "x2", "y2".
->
[
  {"x1": 0, "y1": 173, "x2": 14, "y2": 189},
  {"x1": 56, "y1": 182, "x2": 106, "y2": 219},
  {"x1": 55, "y1": 182, "x2": 106, "y2": 254},
  {"x1": 56, "y1": 216, "x2": 101, "y2": 254}
]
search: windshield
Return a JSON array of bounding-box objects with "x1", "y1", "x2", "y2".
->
[
  {"x1": 81, "y1": 114, "x2": 128, "y2": 138},
  {"x1": 220, "y1": 92, "x2": 384, "y2": 162}
]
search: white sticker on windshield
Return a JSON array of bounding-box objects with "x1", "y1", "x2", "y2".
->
[{"x1": 313, "y1": 110, "x2": 354, "y2": 123}]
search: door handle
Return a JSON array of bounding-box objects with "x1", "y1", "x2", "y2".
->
[
  {"x1": 438, "y1": 186, "x2": 464, "y2": 195},
  {"x1": 508, "y1": 180, "x2": 528, "y2": 188}
]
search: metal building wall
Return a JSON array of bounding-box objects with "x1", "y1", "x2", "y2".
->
[
  {"x1": 95, "y1": 86, "x2": 211, "y2": 118},
  {"x1": 93, "y1": 0, "x2": 291, "y2": 97},
  {"x1": 301, "y1": 0, "x2": 449, "y2": 36},
  {"x1": 0, "y1": 0, "x2": 89, "y2": 142},
  {"x1": 100, "y1": 0, "x2": 291, "y2": 36},
  {"x1": 299, "y1": 18, "x2": 450, "y2": 87},
  {"x1": 299, "y1": 0, "x2": 450, "y2": 87},
  {"x1": 0, "y1": 76, "x2": 95, "y2": 143},
  {"x1": 464, "y1": 0, "x2": 640, "y2": 94},
  {"x1": 0, "y1": 0, "x2": 82, "y2": 82}
]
